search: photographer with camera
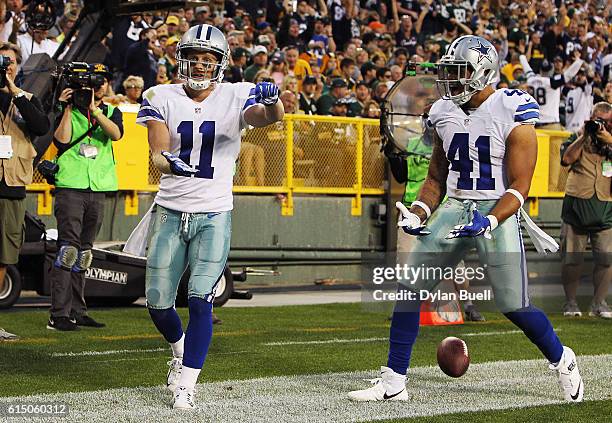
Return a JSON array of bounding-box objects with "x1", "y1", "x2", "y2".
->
[
  {"x1": 47, "y1": 63, "x2": 123, "y2": 331},
  {"x1": 560, "y1": 102, "x2": 612, "y2": 319},
  {"x1": 0, "y1": 42, "x2": 49, "y2": 335}
]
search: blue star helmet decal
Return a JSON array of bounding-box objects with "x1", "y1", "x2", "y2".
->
[{"x1": 469, "y1": 41, "x2": 492, "y2": 64}]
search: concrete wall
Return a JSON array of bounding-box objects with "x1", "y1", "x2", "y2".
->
[{"x1": 26, "y1": 192, "x2": 386, "y2": 286}]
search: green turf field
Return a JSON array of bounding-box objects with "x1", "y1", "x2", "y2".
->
[{"x1": 0, "y1": 303, "x2": 610, "y2": 422}]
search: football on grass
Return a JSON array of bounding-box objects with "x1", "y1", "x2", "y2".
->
[{"x1": 437, "y1": 337, "x2": 470, "y2": 377}]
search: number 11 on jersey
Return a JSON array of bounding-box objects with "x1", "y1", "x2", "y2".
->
[{"x1": 177, "y1": 120, "x2": 216, "y2": 179}]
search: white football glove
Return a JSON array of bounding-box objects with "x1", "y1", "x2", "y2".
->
[{"x1": 396, "y1": 201, "x2": 431, "y2": 236}]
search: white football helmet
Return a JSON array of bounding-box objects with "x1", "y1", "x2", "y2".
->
[
  {"x1": 436, "y1": 35, "x2": 499, "y2": 105},
  {"x1": 177, "y1": 24, "x2": 229, "y2": 90}
]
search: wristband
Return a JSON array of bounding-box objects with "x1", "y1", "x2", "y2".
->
[
  {"x1": 92, "y1": 108, "x2": 103, "y2": 117},
  {"x1": 411, "y1": 200, "x2": 431, "y2": 219},
  {"x1": 486, "y1": 214, "x2": 499, "y2": 231},
  {"x1": 13, "y1": 91, "x2": 25, "y2": 99},
  {"x1": 505, "y1": 189, "x2": 525, "y2": 207}
]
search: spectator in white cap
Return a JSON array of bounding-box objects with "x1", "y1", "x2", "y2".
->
[{"x1": 244, "y1": 45, "x2": 268, "y2": 82}]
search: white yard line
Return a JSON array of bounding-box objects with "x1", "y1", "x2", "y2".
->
[
  {"x1": 461, "y1": 329, "x2": 523, "y2": 337},
  {"x1": 56, "y1": 329, "x2": 555, "y2": 355},
  {"x1": 263, "y1": 337, "x2": 388, "y2": 346},
  {"x1": 2, "y1": 354, "x2": 609, "y2": 423},
  {"x1": 51, "y1": 348, "x2": 167, "y2": 357},
  {"x1": 462, "y1": 329, "x2": 561, "y2": 337}
]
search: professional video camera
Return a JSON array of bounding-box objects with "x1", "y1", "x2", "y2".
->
[
  {"x1": 55, "y1": 62, "x2": 111, "y2": 110},
  {"x1": 584, "y1": 118, "x2": 612, "y2": 160}
]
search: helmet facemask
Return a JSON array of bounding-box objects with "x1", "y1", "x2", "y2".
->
[
  {"x1": 436, "y1": 61, "x2": 483, "y2": 105},
  {"x1": 177, "y1": 47, "x2": 227, "y2": 91}
]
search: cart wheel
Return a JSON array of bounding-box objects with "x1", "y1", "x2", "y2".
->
[
  {"x1": 213, "y1": 267, "x2": 234, "y2": 307},
  {"x1": 0, "y1": 265, "x2": 22, "y2": 309}
]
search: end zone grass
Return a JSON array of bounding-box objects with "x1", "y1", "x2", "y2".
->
[{"x1": 0, "y1": 303, "x2": 610, "y2": 421}]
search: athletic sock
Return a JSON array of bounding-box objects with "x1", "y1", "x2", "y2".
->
[
  {"x1": 182, "y1": 297, "x2": 214, "y2": 370},
  {"x1": 171, "y1": 333, "x2": 185, "y2": 358},
  {"x1": 387, "y1": 300, "x2": 421, "y2": 375},
  {"x1": 178, "y1": 366, "x2": 201, "y2": 390},
  {"x1": 148, "y1": 307, "x2": 183, "y2": 344},
  {"x1": 504, "y1": 305, "x2": 563, "y2": 364}
]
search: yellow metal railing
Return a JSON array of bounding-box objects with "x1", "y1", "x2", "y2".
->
[
  {"x1": 527, "y1": 129, "x2": 572, "y2": 216},
  {"x1": 26, "y1": 108, "x2": 571, "y2": 217},
  {"x1": 27, "y1": 111, "x2": 386, "y2": 216}
]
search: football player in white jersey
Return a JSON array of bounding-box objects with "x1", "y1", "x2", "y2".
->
[
  {"x1": 349, "y1": 36, "x2": 584, "y2": 403},
  {"x1": 135, "y1": 24, "x2": 284, "y2": 410},
  {"x1": 519, "y1": 52, "x2": 583, "y2": 129},
  {"x1": 563, "y1": 67, "x2": 594, "y2": 133}
]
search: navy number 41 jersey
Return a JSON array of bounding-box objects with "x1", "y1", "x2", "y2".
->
[{"x1": 428, "y1": 89, "x2": 539, "y2": 200}]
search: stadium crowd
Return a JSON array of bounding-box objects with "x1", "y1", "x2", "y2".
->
[
  {"x1": 0, "y1": 0, "x2": 609, "y2": 333},
  {"x1": 0, "y1": 0, "x2": 607, "y2": 122}
]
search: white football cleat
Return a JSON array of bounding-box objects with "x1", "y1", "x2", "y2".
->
[
  {"x1": 173, "y1": 386, "x2": 196, "y2": 410},
  {"x1": 166, "y1": 357, "x2": 182, "y2": 392},
  {"x1": 549, "y1": 346, "x2": 584, "y2": 402},
  {"x1": 348, "y1": 366, "x2": 408, "y2": 402}
]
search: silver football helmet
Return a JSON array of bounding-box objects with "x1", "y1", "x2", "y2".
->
[
  {"x1": 436, "y1": 36, "x2": 499, "y2": 105},
  {"x1": 177, "y1": 24, "x2": 229, "y2": 90}
]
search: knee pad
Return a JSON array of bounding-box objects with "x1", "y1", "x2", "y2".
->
[
  {"x1": 72, "y1": 249, "x2": 93, "y2": 273},
  {"x1": 54, "y1": 245, "x2": 78, "y2": 271}
]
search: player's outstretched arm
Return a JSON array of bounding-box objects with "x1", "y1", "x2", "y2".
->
[
  {"x1": 244, "y1": 82, "x2": 285, "y2": 127},
  {"x1": 409, "y1": 131, "x2": 449, "y2": 222},
  {"x1": 489, "y1": 124, "x2": 538, "y2": 223}
]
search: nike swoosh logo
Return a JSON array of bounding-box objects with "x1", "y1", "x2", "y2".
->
[
  {"x1": 570, "y1": 381, "x2": 582, "y2": 401},
  {"x1": 383, "y1": 389, "x2": 405, "y2": 400}
]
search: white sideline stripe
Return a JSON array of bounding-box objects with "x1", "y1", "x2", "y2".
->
[
  {"x1": 3, "y1": 354, "x2": 609, "y2": 423},
  {"x1": 263, "y1": 337, "x2": 388, "y2": 346},
  {"x1": 51, "y1": 349, "x2": 250, "y2": 359},
  {"x1": 462, "y1": 330, "x2": 522, "y2": 337},
  {"x1": 51, "y1": 348, "x2": 167, "y2": 357},
  {"x1": 462, "y1": 329, "x2": 562, "y2": 337},
  {"x1": 48, "y1": 330, "x2": 557, "y2": 357},
  {"x1": 263, "y1": 329, "x2": 544, "y2": 346}
]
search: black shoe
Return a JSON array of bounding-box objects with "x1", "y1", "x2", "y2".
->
[
  {"x1": 73, "y1": 315, "x2": 106, "y2": 328},
  {"x1": 464, "y1": 305, "x2": 485, "y2": 322},
  {"x1": 212, "y1": 313, "x2": 222, "y2": 325},
  {"x1": 47, "y1": 317, "x2": 80, "y2": 331}
]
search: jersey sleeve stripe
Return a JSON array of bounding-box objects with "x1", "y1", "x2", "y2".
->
[
  {"x1": 514, "y1": 111, "x2": 539, "y2": 122},
  {"x1": 516, "y1": 102, "x2": 539, "y2": 112},
  {"x1": 242, "y1": 98, "x2": 257, "y2": 110},
  {"x1": 137, "y1": 108, "x2": 164, "y2": 120},
  {"x1": 242, "y1": 88, "x2": 257, "y2": 110},
  {"x1": 515, "y1": 108, "x2": 539, "y2": 116}
]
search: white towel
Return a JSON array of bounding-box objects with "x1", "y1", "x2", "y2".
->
[
  {"x1": 123, "y1": 203, "x2": 155, "y2": 257},
  {"x1": 519, "y1": 208, "x2": 559, "y2": 254}
]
